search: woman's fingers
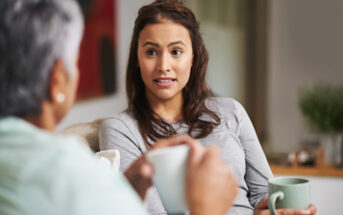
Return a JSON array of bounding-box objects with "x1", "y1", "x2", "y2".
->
[
  {"x1": 255, "y1": 197, "x2": 269, "y2": 210},
  {"x1": 152, "y1": 134, "x2": 197, "y2": 150},
  {"x1": 124, "y1": 156, "x2": 153, "y2": 199},
  {"x1": 151, "y1": 134, "x2": 206, "y2": 168},
  {"x1": 139, "y1": 162, "x2": 153, "y2": 179},
  {"x1": 254, "y1": 202, "x2": 317, "y2": 215},
  {"x1": 308, "y1": 203, "x2": 317, "y2": 215},
  {"x1": 275, "y1": 203, "x2": 317, "y2": 215},
  {"x1": 187, "y1": 138, "x2": 205, "y2": 168},
  {"x1": 199, "y1": 145, "x2": 220, "y2": 166},
  {"x1": 276, "y1": 208, "x2": 310, "y2": 215}
]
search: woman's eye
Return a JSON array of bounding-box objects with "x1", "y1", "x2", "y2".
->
[
  {"x1": 146, "y1": 49, "x2": 157, "y2": 56},
  {"x1": 172, "y1": 49, "x2": 182, "y2": 56}
]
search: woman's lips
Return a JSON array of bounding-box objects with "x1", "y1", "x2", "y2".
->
[{"x1": 153, "y1": 78, "x2": 176, "y2": 87}]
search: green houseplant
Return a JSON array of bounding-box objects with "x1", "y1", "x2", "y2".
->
[
  {"x1": 298, "y1": 84, "x2": 343, "y2": 133},
  {"x1": 298, "y1": 84, "x2": 343, "y2": 166}
]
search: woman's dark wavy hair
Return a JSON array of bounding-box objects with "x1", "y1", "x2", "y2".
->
[{"x1": 126, "y1": 0, "x2": 220, "y2": 147}]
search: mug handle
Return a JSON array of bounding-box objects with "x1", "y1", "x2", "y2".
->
[{"x1": 268, "y1": 191, "x2": 285, "y2": 215}]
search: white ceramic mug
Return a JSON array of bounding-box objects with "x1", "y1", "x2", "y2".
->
[{"x1": 146, "y1": 144, "x2": 190, "y2": 213}]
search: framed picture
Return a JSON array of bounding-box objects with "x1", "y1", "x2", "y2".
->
[{"x1": 77, "y1": 0, "x2": 117, "y2": 100}]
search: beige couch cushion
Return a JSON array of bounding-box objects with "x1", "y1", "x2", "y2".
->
[
  {"x1": 60, "y1": 118, "x2": 120, "y2": 171},
  {"x1": 61, "y1": 118, "x2": 104, "y2": 152}
]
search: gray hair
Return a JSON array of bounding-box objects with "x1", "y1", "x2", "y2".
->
[{"x1": 0, "y1": 0, "x2": 84, "y2": 117}]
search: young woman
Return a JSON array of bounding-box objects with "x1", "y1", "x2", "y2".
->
[{"x1": 99, "y1": 1, "x2": 316, "y2": 215}]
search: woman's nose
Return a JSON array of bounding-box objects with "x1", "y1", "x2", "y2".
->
[{"x1": 157, "y1": 52, "x2": 171, "y2": 73}]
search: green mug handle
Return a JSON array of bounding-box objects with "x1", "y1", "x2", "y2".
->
[{"x1": 268, "y1": 191, "x2": 285, "y2": 215}]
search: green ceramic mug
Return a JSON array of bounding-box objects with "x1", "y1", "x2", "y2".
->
[{"x1": 268, "y1": 177, "x2": 310, "y2": 215}]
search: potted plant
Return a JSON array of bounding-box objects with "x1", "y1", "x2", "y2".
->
[{"x1": 298, "y1": 84, "x2": 343, "y2": 167}]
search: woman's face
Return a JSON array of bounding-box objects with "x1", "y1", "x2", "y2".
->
[{"x1": 137, "y1": 20, "x2": 193, "y2": 103}]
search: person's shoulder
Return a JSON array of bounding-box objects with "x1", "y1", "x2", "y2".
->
[
  {"x1": 206, "y1": 97, "x2": 245, "y2": 115},
  {"x1": 54, "y1": 142, "x2": 148, "y2": 215},
  {"x1": 19, "y1": 133, "x2": 140, "y2": 214},
  {"x1": 99, "y1": 110, "x2": 142, "y2": 141},
  {"x1": 22, "y1": 127, "x2": 92, "y2": 158},
  {"x1": 33, "y1": 133, "x2": 95, "y2": 172},
  {"x1": 16, "y1": 133, "x2": 99, "y2": 188},
  {"x1": 38, "y1": 134, "x2": 119, "y2": 189},
  {"x1": 53, "y1": 134, "x2": 93, "y2": 155},
  {"x1": 101, "y1": 110, "x2": 136, "y2": 129}
]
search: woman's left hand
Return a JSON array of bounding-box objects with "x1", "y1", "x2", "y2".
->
[{"x1": 254, "y1": 197, "x2": 317, "y2": 215}]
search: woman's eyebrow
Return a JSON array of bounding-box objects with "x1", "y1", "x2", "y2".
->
[
  {"x1": 142, "y1": 41, "x2": 159, "y2": 47},
  {"x1": 168, "y1": 41, "x2": 186, "y2": 47},
  {"x1": 142, "y1": 41, "x2": 186, "y2": 47}
]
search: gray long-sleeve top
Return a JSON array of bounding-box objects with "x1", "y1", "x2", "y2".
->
[{"x1": 99, "y1": 97, "x2": 273, "y2": 215}]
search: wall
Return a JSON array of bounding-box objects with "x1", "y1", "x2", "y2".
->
[
  {"x1": 58, "y1": 0, "x2": 152, "y2": 130},
  {"x1": 186, "y1": 0, "x2": 248, "y2": 104},
  {"x1": 267, "y1": 0, "x2": 343, "y2": 152}
]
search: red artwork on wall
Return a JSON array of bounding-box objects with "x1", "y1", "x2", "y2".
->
[{"x1": 77, "y1": 0, "x2": 117, "y2": 100}]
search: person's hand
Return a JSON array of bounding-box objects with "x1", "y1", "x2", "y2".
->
[
  {"x1": 186, "y1": 143, "x2": 238, "y2": 215},
  {"x1": 254, "y1": 197, "x2": 317, "y2": 215},
  {"x1": 124, "y1": 134, "x2": 196, "y2": 200},
  {"x1": 151, "y1": 134, "x2": 195, "y2": 150},
  {"x1": 124, "y1": 154, "x2": 153, "y2": 200}
]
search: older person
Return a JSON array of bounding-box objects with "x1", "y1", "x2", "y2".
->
[{"x1": 0, "y1": 0, "x2": 238, "y2": 214}]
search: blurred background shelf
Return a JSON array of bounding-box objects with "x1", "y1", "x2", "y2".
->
[{"x1": 270, "y1": 164, "x2": 343, "y2": 178}]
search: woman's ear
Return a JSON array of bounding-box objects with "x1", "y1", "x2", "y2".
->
[{"x1": 48, "y1": 60, "x2": 68, "y2": 105}]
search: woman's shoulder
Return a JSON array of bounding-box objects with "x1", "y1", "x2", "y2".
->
[
  {"x1": 101, "y1": 110, "x2": 136, "y2": 128},
  {"x1": 100, "y1": 110, "x2": 141, "y2": 137},
  {"x1": 206, "y1": 97, "x2": 245, "y2": 117}
]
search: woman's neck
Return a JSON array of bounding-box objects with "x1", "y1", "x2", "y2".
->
[
  {"x1": 147, "y1": 94, "x2": 183, "y2": 123},
  {"x1": 24, "y1": 102, "x2": 56, "y2": 132}
]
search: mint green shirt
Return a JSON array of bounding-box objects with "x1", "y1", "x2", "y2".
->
[{"x1": 0, "y1": 117, "x2": 148, "y2": 215}]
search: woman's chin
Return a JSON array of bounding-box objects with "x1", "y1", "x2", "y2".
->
[{"x1": 151, "y1": 92, "x2": 181, "y2": 102}]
